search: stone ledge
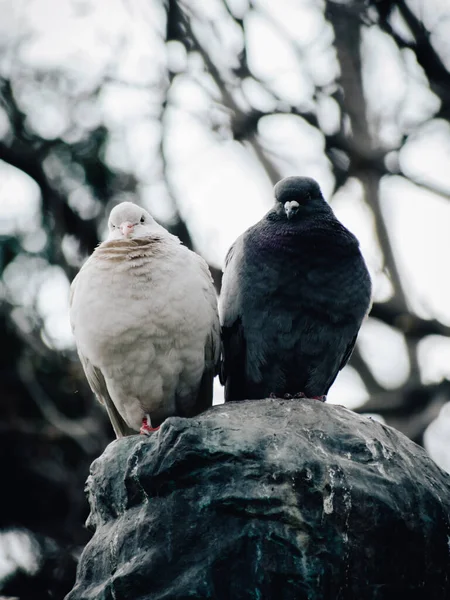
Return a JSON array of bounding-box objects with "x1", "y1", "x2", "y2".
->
[{"x1": 66, "y1": 398, "x2": 450, "y2": 600}]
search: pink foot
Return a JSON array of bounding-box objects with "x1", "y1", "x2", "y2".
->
[
  {"x1": 140, "y1": 415, "x2": 160, "y2": 435},
  {"x1": 311, "y1": 395, "x2": 327, "y2": 402},
  {"x1": 140, "y1": 422, "x2": 160, "y2": 435}
]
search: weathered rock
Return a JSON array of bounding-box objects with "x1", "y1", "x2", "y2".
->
[{"x1": 66, "y1": 399, "x2": 450, "y2": 600}]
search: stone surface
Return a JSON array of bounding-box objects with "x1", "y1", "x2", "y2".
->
[{"x1": 66, "y1": 399, "x2": 450, "y2": 600}]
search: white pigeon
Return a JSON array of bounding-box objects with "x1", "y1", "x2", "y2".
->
[{"x1": 69, "y1": 202, "x2": 220, "y2": 437}]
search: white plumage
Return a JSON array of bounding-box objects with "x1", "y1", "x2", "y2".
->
[{"x1": 70, "y1": 202, "x2": 220, "y2": 437}]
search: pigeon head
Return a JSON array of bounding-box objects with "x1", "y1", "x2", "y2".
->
[
  {"x1": 107, "y1": 202, "x2": 161, "y2": 241},
  {"x1": 273, "y1": 176, "x2": 325, "y2": 220}
]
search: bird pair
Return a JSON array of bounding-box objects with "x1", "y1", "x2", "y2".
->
[{"x1": 69, "y1": 177, "x2": 372, "y2": 438}]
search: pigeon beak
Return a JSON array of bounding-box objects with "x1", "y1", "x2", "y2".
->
[
  {"x1": 120, "y1": 221, "x2": 135, "y2": 237},
  {"x1": 285, "y1": 201, "x2": 299, "y2": 220}
]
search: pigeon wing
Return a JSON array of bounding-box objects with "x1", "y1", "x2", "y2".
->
[
  {"x1": 219, "y1": 237, "x2": 248, "y2": 401},
  {"x1": 220, "y1": 318, "x2": 247, "y2": 401},
  {"x1": 339, "y1": 333, "x2": 358, "y2": 372},
  {"x1": 174, "y1": 254, "x2": 221, "y2": 417},
  {"x1": 296, "y1": 252, "x2": 372, "y2": 397},
  {"x1": 70, "y1": 272, "x2": 135, "y2": 438},
  {"x1": 195, "y1": 264, "x2": 221, "y2": 414},
  {"x1": 78, "y1": 352, "x2": 135, "y2": 438},
  {"x1": 193, "y1": 328, "x2": 219, "y2": 415}
]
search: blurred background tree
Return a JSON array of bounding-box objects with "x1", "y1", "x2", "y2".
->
[{"x1": 1, "y1": 0, "x2": 450, "y2": 594}]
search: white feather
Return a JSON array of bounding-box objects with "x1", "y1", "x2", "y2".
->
[{"x1": 70, "y1": 203, "x2": 220, "y2": 435}]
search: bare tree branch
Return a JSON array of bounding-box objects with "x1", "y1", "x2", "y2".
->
[{"x1": 370, "y1": 301, "x2": 450, "y2": 339}]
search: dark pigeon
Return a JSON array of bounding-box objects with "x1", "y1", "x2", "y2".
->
[{"x1": 219, "y1": 176, "x2": 372, "y2": 402}]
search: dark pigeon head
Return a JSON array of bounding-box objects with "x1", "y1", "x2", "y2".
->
[{"x1": 273, "y1": 176, "x2": 326, "y2": 220}]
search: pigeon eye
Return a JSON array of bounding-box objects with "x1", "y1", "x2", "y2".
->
[{"x1": 140, "y1": 216, "x2": 145, "y2": 223}]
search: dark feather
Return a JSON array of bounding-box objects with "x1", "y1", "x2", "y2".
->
[
  {"x1": 339, "y1": 333, "x2": 358, "y2": 372},
  {"x1": 220, "y1": 318, "x2": 248, "y2": 402},
  {"x1": 219, "y1": 176, "x2": 372, "y2": 402}
]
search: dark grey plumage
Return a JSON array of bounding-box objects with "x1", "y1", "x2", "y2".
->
[{"x1": 219, "y1": 176, "x2": 372, "y2": 402}]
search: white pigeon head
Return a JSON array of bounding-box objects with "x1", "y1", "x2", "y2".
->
[{"x1": 107, "y1": 202, "x2": 165, "y2": 241}]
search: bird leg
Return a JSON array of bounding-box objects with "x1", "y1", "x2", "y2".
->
[{"x1": 140, "y1": 414, "x2": 160, "y2": 435}]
